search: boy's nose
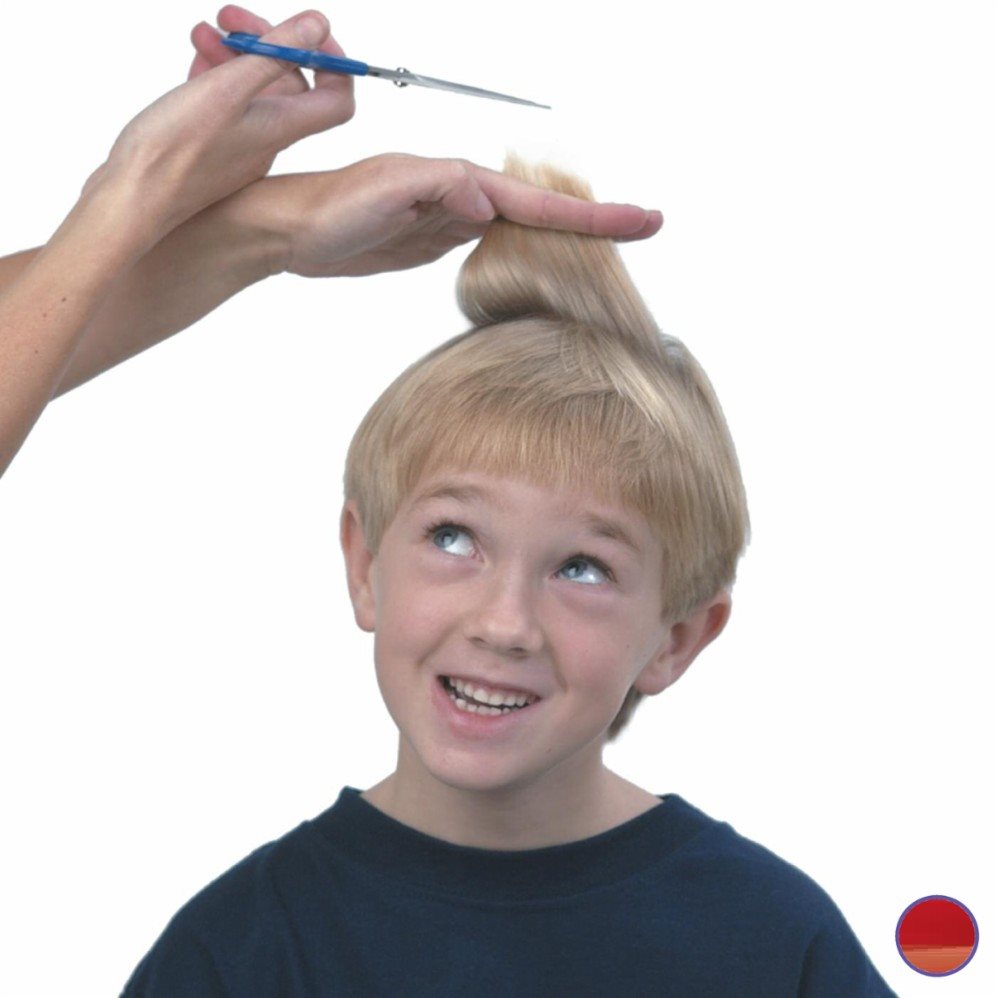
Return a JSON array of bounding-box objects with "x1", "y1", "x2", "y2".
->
[{"x1": 463, "y1": 575, "x2": 542, "y2": 656}]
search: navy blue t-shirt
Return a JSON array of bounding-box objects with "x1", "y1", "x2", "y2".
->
[{"x1": 121, "y1": 787, "x2": 897, "y2": 996}]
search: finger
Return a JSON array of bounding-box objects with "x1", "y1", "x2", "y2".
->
[
  {"x1": 217, "y1": 2, "x2": 353, "y2": 103},
  {"x1": 188, "y1": 50, "x2": 210, "y2": 81},
  {"x1": 467, "y1": 163, "x2": 659, "y2": 237},
  {"x1": 258, "y1": 80, "x2": 355, "y2": 144},
  {"x1": 188, "y1": 21, "x2": 238, "y2": 80},
  {"x1": 216, "y1": 4, "x2": 274, "y2": 39},
  {"x1": 271, "y1": 19, "x2": 355, "y2": 108},
  {"x1": 614, "y1": 210, "x2": 664, "y2": 243},
  {"x1": 191, "y1": 17, "x2": 308, "y2": 94},
  {"x1": 305, "y1": 17, "x2": 353, "y2": 93},
  {"x1": 251, "y1": 46, "x2": 356, "y2": 144},
  {"x1": 218, "y1": 3, "x2": 348, "y2": 61},
  {"x1": 208, "y1": 8, "x2": 333, "y2": 103},
  {"x1": 191, "y1": 20, "x2": 238, "y2": 66}
]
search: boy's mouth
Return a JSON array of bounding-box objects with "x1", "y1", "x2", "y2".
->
[{"x1": 438, "y1": 675, "x2": 540, "y2": 714}]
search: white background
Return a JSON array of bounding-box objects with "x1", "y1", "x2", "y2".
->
[{"x1": 1, "y1": 2, "x2": 994, "y2": 995}]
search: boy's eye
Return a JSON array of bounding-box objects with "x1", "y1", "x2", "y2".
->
[{"x1": 423, "y1": 520, "x2": 613, "y2": 586}]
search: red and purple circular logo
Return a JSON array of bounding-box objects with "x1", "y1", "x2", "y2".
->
[{"x1": 896, "y1": 895, "x2": 978, "y2": 976}]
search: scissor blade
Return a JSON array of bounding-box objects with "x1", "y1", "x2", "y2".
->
[{"x1": 366, "y1": 64, "x2": 550, "y2": 109}]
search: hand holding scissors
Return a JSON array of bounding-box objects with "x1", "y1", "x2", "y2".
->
[
  {"x1": 84, "y1": 7, "x2": 352, "y2": 246},
  {"x1": 191, "y1": 3, "x2": 548, "y2": 109}
]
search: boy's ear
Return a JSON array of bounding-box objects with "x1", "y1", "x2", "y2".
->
[
  {"x1": 634, "y1": 589, "x2": 732, "y2": 697},
  {"x1": 340, "y1": 499, "x2": 376, "y2": 633}
]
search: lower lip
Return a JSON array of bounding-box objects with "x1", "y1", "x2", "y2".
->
[{"x1": 431, "y1": 676, "x2": 542, "y2": 739}]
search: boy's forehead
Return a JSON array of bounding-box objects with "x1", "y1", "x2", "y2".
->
[{"x1": 407, "y1": 469, "x2": 621, "y2": 514}]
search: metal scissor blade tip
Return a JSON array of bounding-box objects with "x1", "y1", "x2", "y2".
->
[{"x1": 367, "y1": 65, "x2": 549, "y2": 108}]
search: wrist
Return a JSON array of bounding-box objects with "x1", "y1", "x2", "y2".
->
[
  {"x1": 214, "y1": 177, "x2": 294, "y2": 279},
  {"x1": 50, "y1": 172, "x2": 153, "y2": 268},
  {"x1": 32, "y1": 173, "x2": 158, "y2": 302}
]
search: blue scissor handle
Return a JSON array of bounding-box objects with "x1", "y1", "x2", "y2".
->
[{"x1": 221, "y1": 32, "x2": 370, "y2": 76}]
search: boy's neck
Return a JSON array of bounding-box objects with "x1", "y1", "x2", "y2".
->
[{"x1": 360, "y1": 768, "x2": 662, "y2": 851}]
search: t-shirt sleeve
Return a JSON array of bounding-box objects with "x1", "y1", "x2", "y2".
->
[
  {"x1": 797, "y1": 913, "x2": 898, "y2": 998},
  {"x1": 120, "y1": 920, "x2": 230, "y2": 998}
]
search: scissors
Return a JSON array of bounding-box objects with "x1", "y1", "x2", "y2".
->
[{"x1": 220, "y1": 32, "x2": 551, "y2": 109}]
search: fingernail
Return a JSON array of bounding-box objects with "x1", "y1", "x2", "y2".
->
[
  {"x1": 296, "y1": 14, "x2": 324, "y2": 45},
  {"x1": 474, "y1": 190, "x2": 494, "y2": 219}
]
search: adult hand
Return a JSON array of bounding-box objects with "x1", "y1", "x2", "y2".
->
[
  {"x1": 81, "y1": 6, "x2": 354, "y2": 246},
  {"x1": 187, "y1": 4, "x2": 343, "y2": 98},
  {"x1": 241, "y1": 154, "x2": 664, "y2": 279}
]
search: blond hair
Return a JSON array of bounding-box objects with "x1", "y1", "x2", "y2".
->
[{"x1": 343, "y1": 154, "x2": 750, "y2": 742}]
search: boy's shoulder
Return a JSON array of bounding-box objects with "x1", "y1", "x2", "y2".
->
[
  {"x1": 664, "y1": 794, "x2": 844, "y2": 914},
  {"x1": 121, "y1": 821, "x2": 311, "y2": 996},
  {"x1": 655, "y1": 795, "x2": 897, "y2": 995}
]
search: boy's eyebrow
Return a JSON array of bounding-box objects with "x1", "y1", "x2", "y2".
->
[{"x1": 410, "y1": 483, "x2": 643, "y2": 560}]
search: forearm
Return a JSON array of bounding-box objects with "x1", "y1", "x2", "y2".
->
[
  {"x1": 0, "y1": 181, "x2": 151, "y2": 476},
  {"x1": 0, "y1": 184, "x2": 285, "y2": 401}
]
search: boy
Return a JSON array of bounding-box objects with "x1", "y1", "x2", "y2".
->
[
  {"x1": 120, "y1": 155, "x2": 898, "y2": 996},
  {"x1": 0, "y1": 6, "x2": 897, "y2": 992}
]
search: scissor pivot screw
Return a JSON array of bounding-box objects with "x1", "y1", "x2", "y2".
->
[{"x1": 393, "y1": 67, "x2": 409, "y2": 87}]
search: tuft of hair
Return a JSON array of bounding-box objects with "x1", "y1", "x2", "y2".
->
[{"x1": 343, "y1": 152, "x2": 750, "y2": 744}]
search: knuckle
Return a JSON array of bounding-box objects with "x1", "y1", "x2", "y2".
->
[
  {"x1": 366, "y1": 152, "x2": 408, "y2": 183},
  {"x1": 377, "y1": 151, "x2": 408, "y2": 170},
  {"x1": 449, "y1": 158, "x2": 472, "y2": 183},
  {"x1": 339, "y1": 95, "x2": 357, "y2": 123},
  {"x1": 538, "y1": 190, "x2": 553, "y2": 227}
]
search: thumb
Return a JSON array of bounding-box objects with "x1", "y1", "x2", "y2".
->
[{"x1": 211, "y1": 9, "x2": 329, "y2": 100}]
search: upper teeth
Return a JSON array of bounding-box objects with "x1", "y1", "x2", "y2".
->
[{"x1": 447, "y1": 677, "x2": 537, "y2": 708}]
